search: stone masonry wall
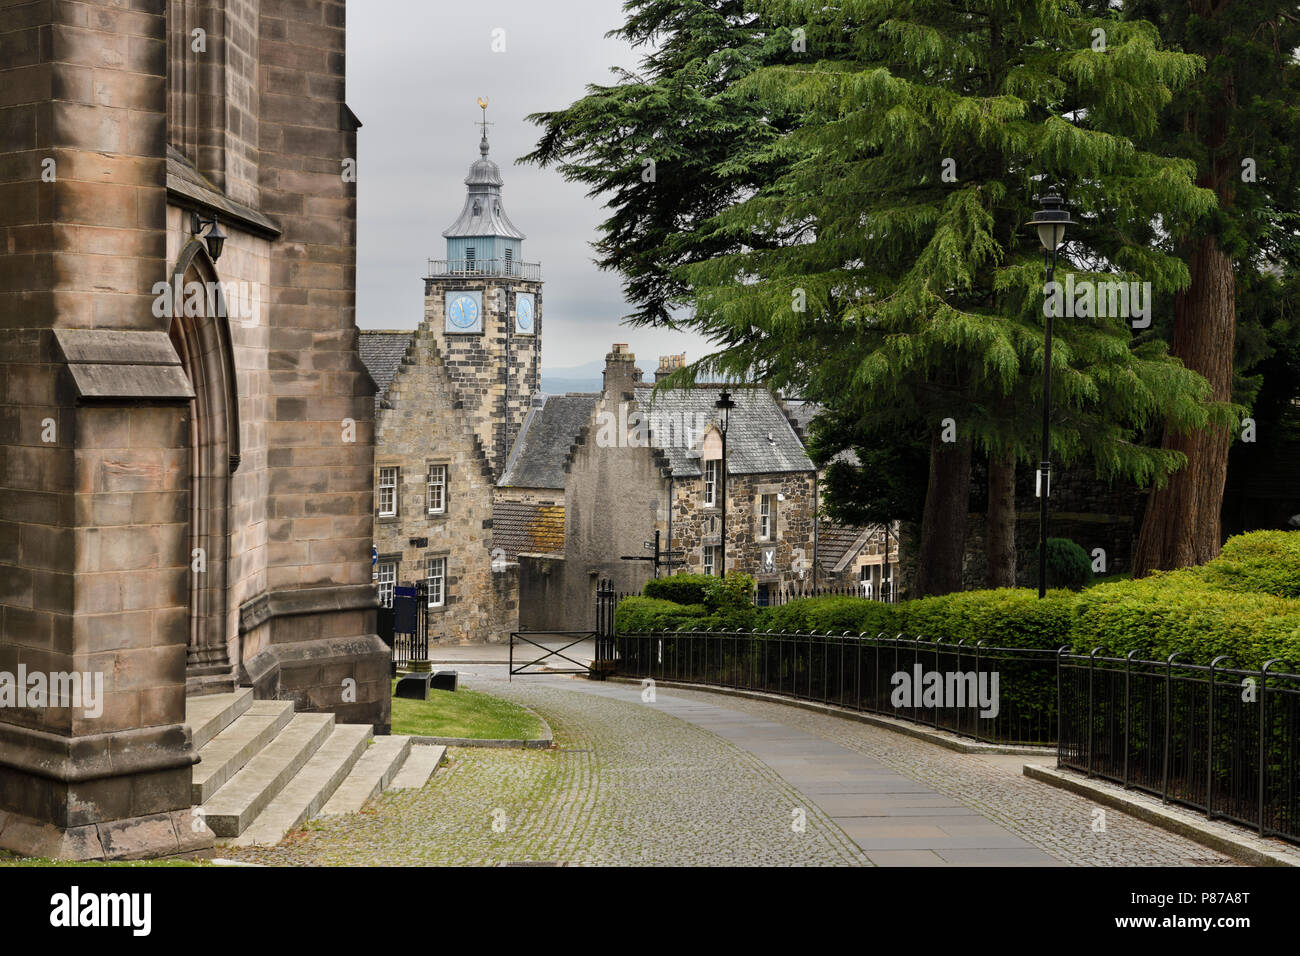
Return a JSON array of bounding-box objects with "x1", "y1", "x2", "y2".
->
[
  {"x1": 373, "y1": 328, "x2": 518, "y2": 644},
  {"x1": 672, "y1": 469, "x2": 818, "y2": 592},
  {"x1": 422, "y1": 277, "x2": 540, "y2": 478},
  {"x1": 0, "y1": 0, "x2": 207, "y2": 857}
]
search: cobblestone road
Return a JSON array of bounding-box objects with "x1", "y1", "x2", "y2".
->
[
  {"x1": 226, "y1": 671, "x2": 1238, "y2": 866},
  {"x1": 227, "y1": 672, "x2": 868, "y2": 866}
]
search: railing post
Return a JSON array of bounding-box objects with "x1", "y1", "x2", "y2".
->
[
  {"x1": 1161, "y1": 652, "x2": 1184, "y2": 803},
  {"x1": 1207, "y1": 655, "x2": 1231, "y2": 821},
  {"x1": 1087, "y1": 647, "x2": 1101, "y2": 777},
  {"x1": 1124, "y1": 650, "x2": 1138, "y2": 788},
  {"x1": 1259, "y1": 659, "x2": 1283, "y2": 836},
  {"x1": 1055, "y1": 646, "x2": 1068, "y2": 768}
]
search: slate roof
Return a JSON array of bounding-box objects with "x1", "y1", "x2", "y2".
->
[
  {"x1": 499, "y1": 393, "x2": 599, "y2": 489},
  {"x1": 633, "y1": 385, "x2": 815, "y2": 477},
  {"x1": 818, "y1": 523, "x2": 872, "y2": 573},
  {"x1": 492, "y1": 501, "x2": 566, "y2": 559},
  {"x1": 358, "y1": 330, "x2": 416, "y2": 411}
]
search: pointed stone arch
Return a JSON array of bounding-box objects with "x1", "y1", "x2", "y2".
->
[{"x1": 168, "y1": 238, "x2": 241, "y2": 694}]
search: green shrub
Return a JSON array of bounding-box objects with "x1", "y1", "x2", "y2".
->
[
  {"x1": 1028, "y1": 538, "x2": 1094, "y2": 590},
  {"x1": 1071, "y1": 571, "x2": 1300, "y2": 668},
  {"x1": 615, "y1": 596, "x2": 709, "y2": 634},
  {"x1": 702, "y1": 572, "x2": 756, "y2": 611},
  {"x1": 1201, "y1": 530, "x2": 1300, "y2": 598},
  {"x1": 896, "y1": 588, "x2": 1081, "y2": 649},
  {"x1": 643, "y1": 573, "x2": 711, "y2": 605},
  {"x1": 758, "y1": 596, "x2": 901, "y2": 635}
]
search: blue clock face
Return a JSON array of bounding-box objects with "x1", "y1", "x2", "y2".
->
[
  {"x1": 516, "y1": 294, "x2": 534, "y2": 333},
  {"x1": 445, "y1": 292, "x2": 482, "y2": 333}
]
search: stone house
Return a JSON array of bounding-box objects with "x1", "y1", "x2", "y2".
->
[
  {"x1": 359, "y1": 125, "x2": 542, "y2": 644},
  {"x1": 0, "y1": 0, "x2": 387, "y2": 859},
  {"x1": 554, "y1": 345, "x2": 875, "y2": 625}
]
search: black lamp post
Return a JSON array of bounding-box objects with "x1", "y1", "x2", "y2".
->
[
  {"x1": 190, "y1": 211, "x2": 227, "y2": 263},
  {"x1": 1025, "y1": 185, "x2": 1073, "y2": 598},
  {"x1": 715, "y1": 389, "x2": 735, "y2": 578}
]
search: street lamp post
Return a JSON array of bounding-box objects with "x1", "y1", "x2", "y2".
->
[
  {"x1": 1026, "y1": 185, "x2": 1073, "y2": 599},
  {"x1": 715, "y1": 390, "x2": 735, "y2": 578}
]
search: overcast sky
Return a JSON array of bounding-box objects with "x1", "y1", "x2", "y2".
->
[{"x1": 347, "y1": 0, "x2": 714, "y2": 372}]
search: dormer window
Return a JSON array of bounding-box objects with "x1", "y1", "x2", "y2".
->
[{"x1": 472, "y1": 200, "x2": 482, "y2": 216}]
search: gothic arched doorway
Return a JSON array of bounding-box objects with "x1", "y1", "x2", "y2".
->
[{"x1": 168, "y1": 239, "x2": 241, "y2": 695}]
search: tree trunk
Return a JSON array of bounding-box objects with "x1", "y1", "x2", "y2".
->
[
  {"x1": 1134, "y1": 3, "x2": 1237, "y2": 578},
  {"x1": 1132, "y1": 235, "x2": 1235, "y2": 576},
  {"x1": 984, "y1": 449, "x2": 1016, "y2": 588},
  {"x1": 915, "y1": 430, "x2": 972, "y2": 597}
]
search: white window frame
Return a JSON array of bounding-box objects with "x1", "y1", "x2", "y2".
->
[
  {"x1": 703, "y1": 544, "x2": 722, "y2": 577},
  {"x1": 426, "y1": 556, "x2": 446, "y2": 608},
  {"x1": 759, "y1": 494, "x2": 775, "y2": 540},
  {"x1": 427, "y1": 464, "x2": 447, "y2": 515},
  {"x1": 761, "y1": 546, "x2": 776, "y2": 573},
  {"x1": 376, "y1": 561, "x2": 396, "y2": 608},
  {"x1": 703, "y1": 459, "x2": 720, "y2": 507},
  {"x1": 378, "y1": 466, "x2": 398, "y2": 517}
]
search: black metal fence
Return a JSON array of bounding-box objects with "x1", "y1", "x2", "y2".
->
[
  {"x1": 614, "y1": 629, "x2": 1058, "y2": 746},
  {"x1": 1058, "y1": 650, "x2": 1300, "y2": 843}
]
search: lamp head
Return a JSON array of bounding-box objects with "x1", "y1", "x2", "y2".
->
[
  {"x1": 715, "y1": 389, "x2": 736, "y2": 432},
  {"x1": 1026, "y1": 185, "x2": 1072, "y2": 252}
]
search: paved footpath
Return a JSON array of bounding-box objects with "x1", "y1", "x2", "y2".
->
[{"x1": 226, "y1": 668, "x2": 1238, "y2": 866}]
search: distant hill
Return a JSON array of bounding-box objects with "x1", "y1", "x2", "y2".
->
[{"x1": 540, "y1": 359, "x2": 603, "y2": 395}]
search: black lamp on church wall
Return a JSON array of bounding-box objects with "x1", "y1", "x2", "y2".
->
[{"x1": 190, "y1": 211, "x2": 227, "y2": 263}]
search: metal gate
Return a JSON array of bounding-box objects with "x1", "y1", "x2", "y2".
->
[{"x1": 507, "y1": 579, "x2": 617, "y2": 678}]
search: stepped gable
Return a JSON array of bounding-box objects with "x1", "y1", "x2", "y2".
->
[
  {"x1": 359, "y1": 329, "x2": 417, "y2": 411},
  {"x1": 499, "y1": 392, "x2": 600, "y2": 490}
]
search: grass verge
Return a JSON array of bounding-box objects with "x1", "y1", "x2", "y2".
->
[{"x1": 389, "y1": 681, "x2": 545, "y2": 740}]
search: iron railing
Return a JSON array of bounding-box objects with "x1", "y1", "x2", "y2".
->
[
  {"x1": 426, "y1": 258, "x2": 542, "y2": 281},
  {"x1": 614, "y1": 629, "x2": 1058, "y2": 746},
  {"x1": 1058, "y1": 650, "x2": 1300, "y2": 843}
]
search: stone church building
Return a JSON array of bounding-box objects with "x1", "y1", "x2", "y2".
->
[{"x1": 0, "y1": 1, "x2": 388, "y2": 859}]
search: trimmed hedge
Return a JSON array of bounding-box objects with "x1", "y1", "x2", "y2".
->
[
  {"x1": 615, "y1": 532, "x2": 1300, "y2": 670},
  {"x1": 758, "y1": 596, "x2": 900, "y2": 635},
  {"x1": 895, "y1": 588, "x2": 1080, "y2": 650},
  {"x1": 1071, "y1": 571, "x2": 1300, "y2": 668},
  {"x1": 643, "y1": 574, "x2": 711, "y2": 606},
  {"x1": 615, "y1": 597, "x2": 710, "y2": 634},
  {"x1": 1200, "y1": 531, "x2": 1300, "y2": 599}
]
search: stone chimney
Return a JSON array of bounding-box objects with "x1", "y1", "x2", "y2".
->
[
  {"x1": 655, "y1": 353, "x2": 686, "y2": 382},
  {"x1": 603, "y1": 343, "x2": 642, "y2": 398}
]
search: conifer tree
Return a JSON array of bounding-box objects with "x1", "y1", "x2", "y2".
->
[
  {"x1": 528, "y1": 0, "x2": 1217, "y2": 595},
  {"x1": 1124, "y1": 0, "x2": 1300, "y2": 574}
]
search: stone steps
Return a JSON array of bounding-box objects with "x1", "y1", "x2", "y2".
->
[
  {"x1": 188, "y1": 690, "x2": 435, "y2": 846},
  {"x1": 388, "y1": 744, "x2": 445, "y2": 790},
  {"x1": 225, "y1": 723, "x2": 372, "y2": 847},
  {"x1": 200, "y1": 712, "x2": 335, "y2": 837},
  {"x1": 192, "y1": 700, "x2": 296, "y2": 804},
  {"x1": 318, "y1": 735, "x2": 413, "y2": 816},
  {"x1": 187, "y1": 688, "x2": 254, "y2": 751}
]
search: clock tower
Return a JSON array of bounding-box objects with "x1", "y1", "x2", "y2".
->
[{"x1": 423, "y1": 106, "x2": 542, "y2": 478}]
